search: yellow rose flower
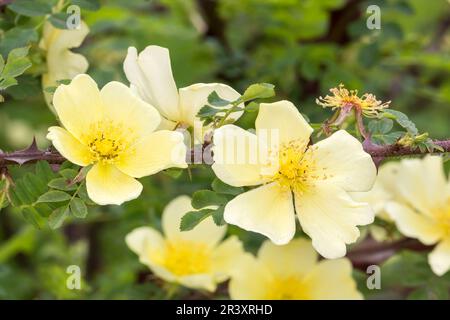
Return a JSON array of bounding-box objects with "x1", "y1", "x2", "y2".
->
[
  {"x1": 46, "y1": 74, "x2": 187, "y2": 205},
  {"x1": 40, "y1": 21, "x2": 89, "y2": 111},
  {"x1": 386, "y1": 155, "x2": 450, "y2": 276},
  {"x1": 126, "y1": 195, "x2": 244, "y2": 292},
  {"x1": 229, "y1": 238, "x2": 362, "y2": 299},
  {"x1": 352, "y1": 162, "x2": 400, "y2": 217},
  {"x1": 212, "y1": 100, "x2": 377, "y2": 258},
  {"x1": 351, "y1": 162, "x2": 401, "y2": 241},
  {"x1": 123, "y1": 45, "x2": 243, "y2": 136}
]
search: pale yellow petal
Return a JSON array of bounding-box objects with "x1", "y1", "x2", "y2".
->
[
  {"x1": 304, "y1": 259, "x2": 362, "y2": 299},
  {"x1": 125, "y1": 226, "x2": 165, "y2": 262},
  {"x1": 178, "y1": 274, "x2": 217, "y2": 292},
  {"x1": 224, "y1": 182, "x2": 296, "y2": 245},
  {"x1": 258, "y1": 238, "x2": 317, "y2": 278},
  {"x1": 161, "y1": 195, "x2": 226, "y2": 246},
  {"x1": 212, "y1": 125, "x2": 269, "y2": 187},
  {"x1": 47, "y1": 126, "x2": 91, "y2": 166},
  {"x1": 295, "y1": 183, "x2": 374, "y2": 259},
  {"x1": 395, "y1": 156, "x2": 447, "y2": 217},
  {"x1": 228, "y1": 253, "x2": 271, "y2": 300},
  {"x1": 350, "y1": 180, "x2": 391, "y2": 217},
  {"x1": 309, "y1": 130, "x2": 376, "y2": 192},
  {"x1": 52, "y1": 74, "x2": 103, "y2": 140},
  {"x1": 211, "y1": 236, "x2": 244, "y2": 282},
  {"x1": 99, "y1": 81, "x2": 161, "y2": 136},
  {"x1": 157, "y1": 116, "x2": 178, "y2": 131},
  {"x1": 86, "y1": 163, "x2": 143, "y2": 205},
  {"x1": 386, "y1": 202, "x2": 442, "y2": 245},
  {"x1": 125, "y1": 229, "x2": 176, "y2": 283},
  {"x1": 376, "y1": 161, "x2": 401, "y2": 195},
  {"x1": 40, "y1": 21, "x2": 89, "y2": 109},
  {"x1": 116, "y1": 130, "x2": 187, "y2": 178},
  {"x1": 138, "y1": 255, "x2": 177, "y2": 284},
  {"x1": 350, "y1": 161, "x2": 401, "y2": 220},
  {"x1": 255, "y1": 100, "x2": 313, "y2": 146},
  {"x1": 428, "y1": 239, "x2": 450, "y2": 276},
  {"x1": 123, "y1": 46, "x2": 180, "y2": 120},
  {"x1": 179, "y1": 83, "x2": 242, "y2": 126}
]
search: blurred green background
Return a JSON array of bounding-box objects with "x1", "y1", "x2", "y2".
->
[{"x1": 0, "y1": 0, "x2": 449, "y2": 299}]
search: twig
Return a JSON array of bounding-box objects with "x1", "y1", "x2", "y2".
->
[
  {"x1": 1, "y1": 137, "x2": 449, "y2": 169},
  {"x1": 347, "y1": 237, "x2": 432, "y2": 270},
  {"x1": 363, "y1": 139, "x2": 450, "y2": 158}
]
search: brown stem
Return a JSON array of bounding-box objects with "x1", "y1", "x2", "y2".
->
[
  {"x1": 355, "y1": 108, "x2": 370, "y2": 140},
  {"x1": 363, "y1": 139, "x2": 450, "y2": 158},
  {"x1": 1, "y1": 137, "x2": 450, "y2": 169},
  {"x1": 347, "y1": 237, "x2": 433, "y2": 271}
]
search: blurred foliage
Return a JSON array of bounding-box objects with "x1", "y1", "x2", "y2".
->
[{"x1": 0, "y1": 0, "x2": 449, "y2": 299}]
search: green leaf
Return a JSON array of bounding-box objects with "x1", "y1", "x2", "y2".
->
[
  {"x1": 48, "y1": 206, "x2": 70, "y2": 230},
  {"x1": 36, "y1": 161, "x2": 57, "y2": 182},
  {"x1": 22, "y1": 207, "x2": 44, "y2": 229},
  {"x1": 381, "y1": 251, "x2": 432, "y2": 287},
  {"x1": 77, "y1": 183, "x2": 95, "y2": 205},
  {"x1": 191, "y1": 190, "x2": 227, "y2": 209},
  {"x1": 211, "y1": 178, "x2": 243, "y2": 195},
  {"x1": 368, "y1": 118, "x2": 394, "y2": 135},
  {"x1": 0, "y1": 77, "x2": 18, "y2": 90},
  {"x1": 8, "y1": 0, "x2": 52, "y2": 17},
  {"x1": 180, "y1": 209, "x2": 214, "y2": 231},
  {"x1": 37, "y1": 191, "x2": 71, "y2": 203},
  {"x1": 69, "y1": 198, "x2": 88, "y2": 218},
  {"x1": 59, "y1": 169, "x2": 78, "y2": 180},
  {"x1": 382, "y1": 110, "x2": 418, "y2": 135},
  {"x1": 48, "y1": 13, "x2": 70, "y2": 29},
  {"x1": 0, "y1": 55, "x2": 4, "y2": 74},
  {"x1": 240, "y1": 83, "x2": 275, "y2": 102},
  {"x1": 44, "y1": 86, "x2": 57, "y2": 94},
  {"x1": 5, "y1": 74, "x2": 41, "y2": 99},
  {"x1": 408, "y1": 282, "x2": 449, "y2": 300},
  {"x1": 48, "y1": 178, "x2": 77, "y2": 191},
  {"x1": 163, "y1": 168, "x2": 184, "y2": 179},
  {"x1": 211, "y1": 206, "x2": 226, "y2": 226},
  {"x1": 0, "y1": 28, "x2": 38, "y2": 57},
  {"x1": 197, "y1": 105, "x2": 222, "y2": 118},
  {"x1": 372, "y1": 131, "x2": 403, "y2": 145},
  {"x1": 207, "y1": 91, "x2": 230, "y2": 107},
  {"x1": 1, "y1": 47, "x2": 32, "y2": 80},
  {"x1": 72, "y1": 0, "x2": 101, "y2": 11}
]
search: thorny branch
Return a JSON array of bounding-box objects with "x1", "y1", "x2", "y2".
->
[
  {"x1": 1, "y1": 137, "x2": 449, "y2": 169},
  {"x1": 0, "y1": 139, "x2": 65, "y2": 167}
]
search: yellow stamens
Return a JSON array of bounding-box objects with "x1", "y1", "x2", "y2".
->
[
  {"x1": 271, "y1": 140, "x2": 324, "y2": 194},
  {"x1": 162, "y1": 241, "x2": 211, "y2": 276},
  {"x1": 316, "y1": 83, "x2": 390, "y2": 118},
  {"x1": 265, "y1": 275, "x2": 311, "y2": 300},
  {"x1": 434, "y1": 200, "x2": 450, "y2": 237},
  {"x1": 81, "y1": 120, "x2": 135, "y2": 164}
]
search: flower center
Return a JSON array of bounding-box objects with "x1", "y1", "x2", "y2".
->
[
  {"x1": 435, "y1": 200, "x2": 450, "y2": 237},
  {"x1": 272, "y1": 140, "x2": 321, "y2": 194},
  {"x1": 265, "y1": 275, "x2": 310, "y2": 300},
  {"x1": 162, "y1": 241, "x2": 211, "y2": 276},
  {"x1": 82, "y1": 120, "x2": 134, "y2": 164}
]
